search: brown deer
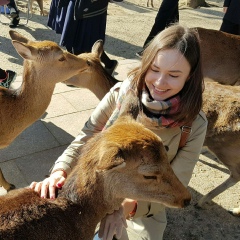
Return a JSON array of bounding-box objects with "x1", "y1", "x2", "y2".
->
[
  {"x1": 63, "y1": 40, "x2": 119, "y2": 100},
  {"x1": 198, "y1": 27, "x2": 240, "y2": 86},
  {"x1": 64, "y1": 44, "x2": 240, "y2": 216},
  {"x1": 0, "y1": 91, "x2": 191, "y2": 240},
  {"x1": 197, "y1": 81, "x2": 240, "y2": 216},
  {"x1": 0, "y1": 30, "x2": 90, "y2": 191}
]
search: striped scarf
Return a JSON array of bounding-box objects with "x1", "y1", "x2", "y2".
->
[
  {"x1": 103, "y1": 86, "x2": 181, "y2": 130},
  {"x1": 141, "y1": 88, "x2": 181, "y2": 128}
]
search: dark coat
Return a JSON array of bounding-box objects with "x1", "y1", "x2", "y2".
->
[
  {"x1": 223, "y1": 0, "x2": 240, "y2": 24},
  {"x1": 58, "y1": 0, "x2": 108, "y2": 20}
]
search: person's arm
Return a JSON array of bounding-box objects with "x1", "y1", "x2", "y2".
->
[{"x1": 30, "y1": 82, "x2": 121, "y2": 198}]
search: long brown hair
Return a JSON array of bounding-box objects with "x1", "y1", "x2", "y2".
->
[{"x1": 129, "y1": 24, "x2": 204, "y2": 124}]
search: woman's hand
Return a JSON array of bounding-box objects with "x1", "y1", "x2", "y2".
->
[
  {"x1": 122, "y1": 198, "x2": 138, "y2": 218},
  {"x1": 98, "y1": 206, "x2": 127, "y2": 240},
  {"x1": 29, "y1": 170, "x2": 66, "y2": 199}
]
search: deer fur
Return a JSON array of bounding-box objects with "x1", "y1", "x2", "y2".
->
[
  {"x1": 0, "y1": 92, "x2": 191, "y2": 240},
  {"x1": 198, "y1": 27, "x2": 240, "y2": 86},
  {"x1": 197, "y1": 81, "x2": 240, "y2": 216},
  {"x1": 63, "y1": 40, "x2": 119, "y2": 100},
  {"x1": 0, "y1": 30, "x2": 90, "y2": 191},
  {"x1": 63, "y1": 42, "x2": 240, "y2": 216}
]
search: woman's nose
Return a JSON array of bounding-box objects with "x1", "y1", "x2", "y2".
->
[{"x1": 155, "y1": 73, "x2": 166, "y2": 85}]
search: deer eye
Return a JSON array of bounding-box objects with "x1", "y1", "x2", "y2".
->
[
  {"x1": 87, "y1": 60, "x2": 92, "y2": 66},
  {"x1": 143, "y1": 175, "x2": 157, "y2": 180},
  {"x1": 59, "y1": 56, "x2": 66, "y2": 62},
  {"x1": 164, "y1": 146, "x2": 169, "y2": 152}
]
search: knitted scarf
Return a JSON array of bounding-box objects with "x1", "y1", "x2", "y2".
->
[{"x1": 103, "y1": 86, "x2": 181, "y2": 130}]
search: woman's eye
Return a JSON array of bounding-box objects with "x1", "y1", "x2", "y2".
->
[
  {"x1": 169, "y1": 74, "x2": 179, "y2": 78},
  {"x1": 151, "y1": 67, "x2": 159, "y2": 72}
]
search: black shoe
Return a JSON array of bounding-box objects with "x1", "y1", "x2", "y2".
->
[
  {"x1": 105, "y1": 60, "x2": 118, "y2": 76},
  {"x1": 0, "y1": 70, "x2": 17, "y2": 88},
  {"x1": 9, "y1": 15, "x2": 20, "y2": 28},
  {"x1": 136, "y1": 50, "x2": 143, "y2": 59}
]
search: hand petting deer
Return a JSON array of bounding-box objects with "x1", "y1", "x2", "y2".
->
[
  {"x1": 0, "y1": 30, "x2": 91, "y2": 191},
  {"x1": 63, "y1": 27, "x2": 240, "y2": 216},
  {"x1": 0, "y1": 91, "x2": 191, "y2": 240}
]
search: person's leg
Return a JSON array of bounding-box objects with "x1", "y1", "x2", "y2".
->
[
  {"x1": 165, "y1": 4, "x2": 179, "y2": 29},
  {"x1": 7, "y1": 0, "x2": 20, "y2": 28},
  {"x1": 7, "y1": 0, "x2": 18, "y2": 12},
  {"x1": 143, "y1": 0, "x2": 179, "y2": 48},
  {"x1": 220, "y1": 18, "x2": 239, "y2": 35}
]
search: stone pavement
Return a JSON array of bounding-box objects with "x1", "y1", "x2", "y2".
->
[{"x1": 0, "y1": 58, "x2": 140, "y2": 195}]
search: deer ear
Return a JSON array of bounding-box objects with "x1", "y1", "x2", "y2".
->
[
  {"x1": 11, "y1": 41, "x2": 38, "y2": 60},
  {"x1": 91, "y1": 39, "x2": 103, "y2": 58},
  {"x1": 96, "y1": 145, "x2": 126, "y2": 172},
  {"x1": 9, "y1": 30, "x2": 31, "y2": 44},
  {"x1": 118, "y1": 89, "x2": 140, "y2": 120}
]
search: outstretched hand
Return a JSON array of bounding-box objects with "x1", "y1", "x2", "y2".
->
[
  {"x1": 29, "y1": 170, "x2": 66, "y2": 199},
  {"x1": 98, "y1": 206, "x2": 128, "y2": 240}
]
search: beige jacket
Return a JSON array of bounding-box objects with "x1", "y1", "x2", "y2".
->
[{"x1": 52, "y1": 79, "x2": 208, "y2": 217}]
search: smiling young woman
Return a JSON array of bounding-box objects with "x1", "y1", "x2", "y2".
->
[
  {"x1": 145, "y1": 48, "x2": 191, "y2": 101},
  {"x1": 30, "y1": 24, "x2": 207, "y2": 240}
]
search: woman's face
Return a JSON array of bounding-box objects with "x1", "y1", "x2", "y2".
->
[{"x1": 145, "y1": 49, "x2": 191, "y2": 101}]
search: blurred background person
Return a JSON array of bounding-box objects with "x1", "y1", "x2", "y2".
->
[
  {"x1": 47, "y1": 0, "x2": 118, "y2": 75},
  {"x1": 220, "y1": 0, "x2": 240, "y2": 35}
]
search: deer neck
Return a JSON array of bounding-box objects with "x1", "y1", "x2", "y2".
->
[
  {"x1": 59, "y1": 168, "x2": 123, "y2": 237},
  {"x1": 17, "y1": 61, "x2": 56, "y2": 119},
  {"x1": 85, "y1": 70, "x2": 118, "y2": 100},
  {"x1": 91, "y1": 72, "x2": 118, "y2": 100}
]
